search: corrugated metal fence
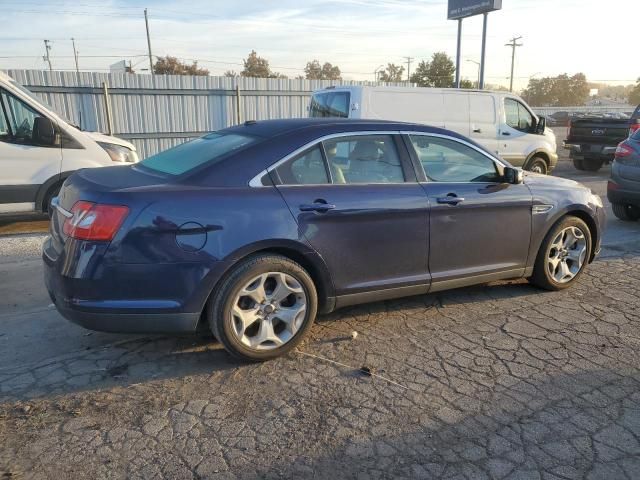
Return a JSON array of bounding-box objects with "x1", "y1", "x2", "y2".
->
[{"x1": 5, "y1": 70, "x2": 411, "y2": 158}]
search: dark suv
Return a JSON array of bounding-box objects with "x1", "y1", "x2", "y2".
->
[{"x1": 608, "y1": 128, "x2": 640, "y2": 221}]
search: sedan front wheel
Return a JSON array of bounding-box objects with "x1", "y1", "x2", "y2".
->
[
  {"x1": 530, "y1": 216, "x2": 591, "y2": 290},
  {"x1": 208, "y1": 254, "x2": 318, "y2": 361}
]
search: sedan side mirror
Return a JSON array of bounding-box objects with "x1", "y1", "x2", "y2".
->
[
  {"x1": 32, "y1": 117, "x2": 57, "y2": 146},
  {"x1": 535, "y1": 116, "x2": 546, "y2": 135},
  {"x1": 504, "y1": 166, "x2": 524, "y2": 184}
]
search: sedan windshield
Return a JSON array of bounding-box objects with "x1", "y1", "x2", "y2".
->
[{"x1": 139, "y1": 133, "x2": 256, "y2": 175}]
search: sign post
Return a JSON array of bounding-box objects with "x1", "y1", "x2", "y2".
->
[{"x1": 448, "y1": 0, "x2": 502, "y2": 89}]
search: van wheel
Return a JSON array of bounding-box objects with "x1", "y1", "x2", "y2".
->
[
  {"x1": 530, "y1": 216, "x2": 591, "y2": 291},
  {"x1": 572, "y1": 158, "x2": 585, "y2": 171},
  {"x1": 208, "y1": 254, "x2": 318, "y2": 362},
  {"x1": 582, "y1": 159, "x2": 603, "y2": 172},
  {"x1": 526, "y1": 157, "x2": 548, "y2": 175},
  {"x1": 43, "y1": 183, "x2": 62, "y2": 216},
  {"x1": 612, "y1": 203, "x2": 640, "y2": 221}
]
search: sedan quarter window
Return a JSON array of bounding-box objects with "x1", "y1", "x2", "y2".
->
[
  {"x1": 409, "y1": 135, "x2": 500, "y2": 183},
  {"x1": 323, "y1": 135, "x2": 405, "y2": 184}
]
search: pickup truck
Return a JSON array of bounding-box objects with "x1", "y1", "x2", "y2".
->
[{"x1": 564, "y1": 116, "x2": 632, "y2": 171}]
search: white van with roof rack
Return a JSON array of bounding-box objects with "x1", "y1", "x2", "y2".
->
[
  {"x1": 0, "y1": 71, "x2": 138, "y2": 215},
  {"x1": 309, "y1": 85, "x2": 557, "y2": 174}
]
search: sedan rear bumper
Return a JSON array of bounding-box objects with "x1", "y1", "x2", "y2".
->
[{"x1": 43, "y1": 237, "x2": 204, "y2": 333}]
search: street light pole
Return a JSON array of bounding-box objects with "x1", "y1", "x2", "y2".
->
[
  {"x1": 466, "y1": 59, "x2": 480, "y2": 89},
  {"x1": 455, "y1": 18, "x2": 462, "y2": 88},
  {"x1": 373, "y1": 65, "x2": 384, "y2": 82},
  {"x1": 478, "y1": 13, "x2": 488, "y2": 89},
  {"x1": 43, "y1": 39, "x2": 52, "y2": 72}
]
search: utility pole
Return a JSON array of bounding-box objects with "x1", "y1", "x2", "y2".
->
[
  {"x1": 505, "y1": 36, "x2": 523, "y2": 92},
  {"x1": 144, "y1": 8, "x2": 154, "y2": 75},
  {"x1": 71, "y1": 38, "x2": 80, "y2": 74},
  {"x1": 403, "y1": 56, "x2": 414, "y2": 82},
  {"x1": 43, "y1": 39, "x2": 52, "y2": 72}
]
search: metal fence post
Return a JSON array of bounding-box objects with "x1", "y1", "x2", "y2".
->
[
  {"x1": 235, "y1": 83, "x2": 242, "y2": 125},
  {"x1": 102, "y1": 82, "x2": 113, "y2": 135}
]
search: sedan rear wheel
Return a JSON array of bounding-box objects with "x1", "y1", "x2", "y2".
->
[
  {"x1": 612, "y1": 203, "x2": 640, "y2": 221},
  {"x1": 530, "y1": 216, "x2": 591, "y2": 291},
  {"x1": 208, "y1": 254, "x2": 317, "y2": 361}
]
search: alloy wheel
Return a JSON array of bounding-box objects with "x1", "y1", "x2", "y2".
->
[
  {"x1": 230, "y1": 272, "x2": 307, "y2": 350},
  {"x1": 546, "y1": 226, "x2": 587, "y2": 284}
]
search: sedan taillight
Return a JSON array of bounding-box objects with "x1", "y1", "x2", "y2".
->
[
  {"x1": 63, "y1": 201, "x2": 129, "y2": 241},
  {"x1": 614, "y1": 142, "x2": 633, "y2": 158}
]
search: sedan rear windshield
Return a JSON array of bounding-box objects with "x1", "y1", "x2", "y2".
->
[
  {"x1": 309, "y1": 92, "x2": 350, "y2": 118},
  {"x1": 139, "y1": 133, "x2": 256, "y2": 175}
]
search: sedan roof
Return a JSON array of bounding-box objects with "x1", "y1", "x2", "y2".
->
[{"x1": 223, "y1": 118, "x2": 470, "y2": 142}]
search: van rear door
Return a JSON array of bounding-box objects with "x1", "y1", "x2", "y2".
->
[
  {"x1": 469, "y1": 94, "x2": 499, "y2": 154},
  {"x1": 309, "y1": 91, "x2": 351, "y2": 118},
  {"x1": 443, "y1": 92, "x2": 470, "y2": 137}
]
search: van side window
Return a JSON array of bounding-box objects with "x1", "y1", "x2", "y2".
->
[
  {"x1": 409, "y1": 135, "x2": 500, "y2": 183},
  {"x1": 505, "y1": 98, "x2": 534, "y2": 133},
  {"x1": 0, "y1": 90, "x2": 46, "y2": 145}
]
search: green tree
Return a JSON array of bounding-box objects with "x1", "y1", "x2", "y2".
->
[
  {"x1": 410, "y1": 52, "x2": 456, "y2": 87},
  {"x1": 522, "y1": 73, "x2": 589, "y2": 107},
  {"x1": 304, "y1": 60, "x2": 342, "y2": 80},
  {"x1": 629, "y1": 78, "x2": 640, "y2": 105},
  {"x1": 240, "y1": 50, "x2": 286, "y2": 78},
  {"x1": 460, "y1": 79, "x2": 475, "y2": 89},
  {"x1": 379, "y1": 63, "x2": 405, "y2": 82},
  {"x1": 153, "y1": 56, "x2": 209, "y2": 76},
  {"x1": 223, "y1": 70, "x2": 237, "y2": 77}
]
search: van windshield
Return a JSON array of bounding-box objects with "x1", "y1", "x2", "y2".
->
[
  {"x1": 309, "y1": 91, "x2": 350, "y2": 118},
  {"x1": 139, "y1": 133, "x2": 257, "y2": 175}
]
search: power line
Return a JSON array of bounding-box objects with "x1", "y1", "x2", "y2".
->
[
  {"x1": 403, "y1": 56, "x2": 414, "y2": 82},
  {"x1": 144, "y1": 8, "x2": 154, "y2": 75},
  {"x1": 505, "y1": 36, "x2": 523, "y2": 93},
  {"x1": 42, "y1": 39, "x2": 52, "y2": 72}
]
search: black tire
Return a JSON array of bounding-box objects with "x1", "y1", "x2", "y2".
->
[
  {"x1": 612, "y1": 203, "x2": 640, "y2": 222},
  {"x1": 530, "y1": 216, "x2": 592, "y2": 291},
  {"x1": 572, "y1": 158, "x2": 585, "y2": 171},
  {"x1": 208, "y1": 254, "x2": 318, "y2": 362},
  {"x1": 582, "y1": 159, "x2": 603, "y2": 172},
  {"x1": 526, "y1": 156, "x2": 548, "y2": 175},
  {"x1": 43, "y1": 182, "x2": 62, "y2": 216}
]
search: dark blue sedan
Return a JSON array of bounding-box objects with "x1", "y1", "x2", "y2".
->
[{"x1": 44, "y1": 119, "x2": 605, "y2": 361}]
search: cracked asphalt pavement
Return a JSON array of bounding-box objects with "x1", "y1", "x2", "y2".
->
[{"x1": 1, "y1": 160, "x2": 640, "y2": 479}]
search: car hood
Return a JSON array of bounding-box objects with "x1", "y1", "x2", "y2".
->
[
  {"x1": 524, "y1": 171, "x2": 585, "y2": 190},
  {"x1": 84, "y1": 131, "x2": 136, "y2": 151}
]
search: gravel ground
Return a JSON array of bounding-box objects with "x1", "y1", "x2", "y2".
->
[{"x1": 1, "y1": 160, "x2": 640, "y2": 480}]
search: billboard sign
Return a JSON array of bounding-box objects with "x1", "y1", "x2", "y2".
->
[{"x1": 448, "y1": 0, "x2": 502, "y2": 20}]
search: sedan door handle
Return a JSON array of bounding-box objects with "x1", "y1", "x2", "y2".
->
[
  {"x1": 299, "y1": 202, "x2": 336, "y2": 212},
  {"x1": 437, "y1": 196, "x2": 465, "y2": 205}
]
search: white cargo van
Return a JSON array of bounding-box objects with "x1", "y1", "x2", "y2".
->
[
  {"x1": 309, "y1": 86, "x2": 557, "y2": 174},
  {"x1": 0, "y1": 71, "x2": 138, "y2": 214}
]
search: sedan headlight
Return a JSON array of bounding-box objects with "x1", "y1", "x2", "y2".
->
[{"x1": 97, "y1": 142, "x2": 138, "y2": 163}]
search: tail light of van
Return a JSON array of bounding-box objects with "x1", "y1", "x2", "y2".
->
[{"x1": 63, "y1": 201, "x2": 129, "y2": 241}]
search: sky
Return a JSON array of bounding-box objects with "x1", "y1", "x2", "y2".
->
[{"x1": 0, "y1": 0, "x2": 638, "y2": 90}]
